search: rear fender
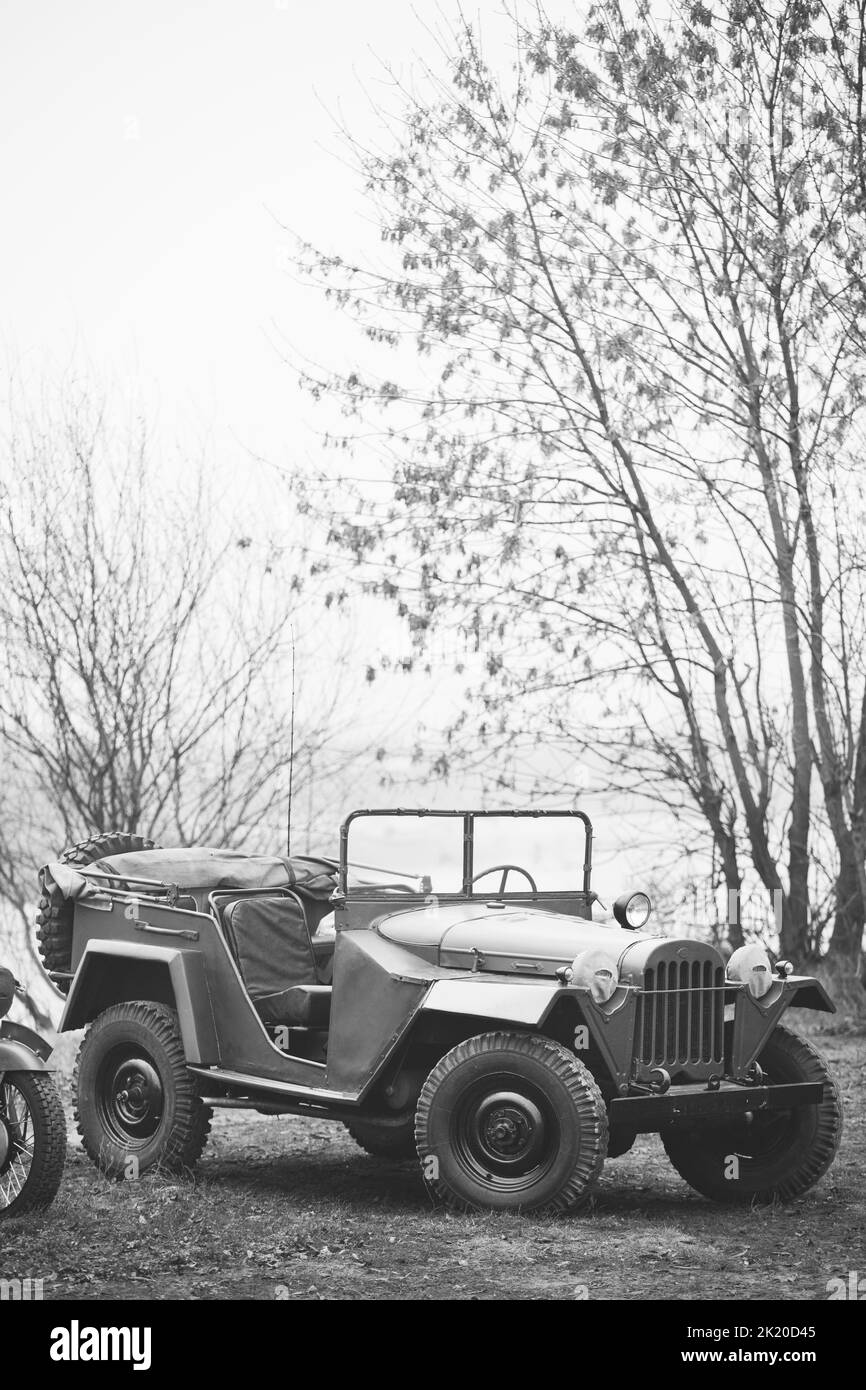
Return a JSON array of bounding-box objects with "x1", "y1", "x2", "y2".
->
[{"x1": 59, "y1": 941, "x2": 218, "y2": 1065}]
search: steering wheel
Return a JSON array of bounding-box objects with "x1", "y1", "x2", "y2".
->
[{"x1": 469, "y1": 864, "x2": 538, "y2": 897}]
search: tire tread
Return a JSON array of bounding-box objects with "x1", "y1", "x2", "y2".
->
[
  {"x1": 662, "y1": 1023, "x2": 843, "y2": 1204},
  {"x1": 415, "y1": 1030, "x2": 608, "y2": 1214},
  {"x1": 74, "y1": 1000, "x2": 211, "y2": 1177},
  {"x1": 0, "y1": 1072, "x2": 66, "y2": 1217}
]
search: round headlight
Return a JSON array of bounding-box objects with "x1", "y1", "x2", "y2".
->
[
  {"x1": 613, "y1": 891, "x2": 652, "y2": 930},
  {"x1": 726, "y1": 944, "x2": 773, "y2": 999},
  {"x1": 0, "y1": 968, "x2": 15, "y2": 1020},
  {"x1": 571, "y1": 948, "x2": 620, "y2": 1003}
]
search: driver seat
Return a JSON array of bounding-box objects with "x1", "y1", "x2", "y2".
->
[{"x1": 220, "y1": 892, "x2": 332, "y2": 1028}]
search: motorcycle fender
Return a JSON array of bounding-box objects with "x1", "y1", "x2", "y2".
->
[{"x1": 0, "y1": 1020, "x2": 53, "y2": 1072}]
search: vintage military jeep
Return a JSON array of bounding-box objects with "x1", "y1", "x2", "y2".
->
[{"x1": 37, "y1": 810, "x2": 842, "y2": 1213}]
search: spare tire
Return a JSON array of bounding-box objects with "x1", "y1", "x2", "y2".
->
[{"x1": 36, "y1": 832, "x2": 159, "y2": 994}]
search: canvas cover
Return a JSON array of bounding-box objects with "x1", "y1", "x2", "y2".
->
[
  {"x1": 40, "y1": 847, "x2": 339, "y2": 906},
  {"x1": 94, "y1": 847, "x2": 338, "y2": 896}
]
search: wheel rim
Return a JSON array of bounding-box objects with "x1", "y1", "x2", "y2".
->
[
  {"x1": 0, "y1": 1082, "x2": 35, "y2": 1211},
  {"x1": 451, "y1": 1076, "x2": 560, "y2": 1193},
  {"x1": 718, "y1": 1106, "x2": 799, "y2": 1162},
  {"x1": 96, "y1": 1049, "x2": 164, "y2": 1147},
  {"x1": 685, "y1": 1054, "x2": 802, "y2": 1166}
]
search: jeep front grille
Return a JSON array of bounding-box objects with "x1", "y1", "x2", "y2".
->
[{"x1": 634, "y1": 958, "x2": 725, "y2": 1073}]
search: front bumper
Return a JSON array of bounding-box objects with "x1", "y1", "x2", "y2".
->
[{"x1": 609, "y1": 1080, "x2": 823, "y2": 1133}]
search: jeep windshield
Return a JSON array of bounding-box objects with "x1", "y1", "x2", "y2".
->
[{"x1": 340, "y1": 808, "x2": 592, "y2": 898}]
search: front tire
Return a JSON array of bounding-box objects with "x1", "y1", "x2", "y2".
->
[
  {"x1": 661, "y1": 1024, "x2": 843, "y2": 1204},
  {"x1": 74, "y1": 1001, "x2": 212, "y2": 1178},
  {"x1": 415, "y1": 1031, "x2": 608, "y2": 1214},
  {"x1": 0, "y1": 1072, "x2": 66, "y2": 1217}
]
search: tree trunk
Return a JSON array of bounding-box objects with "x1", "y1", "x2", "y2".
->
[
  {"x1": 827, "y1": 834, "x2": 866, "y2": 965},
  {"x1": 719, "y1": 843, "x2": 745, "y2": 953}
]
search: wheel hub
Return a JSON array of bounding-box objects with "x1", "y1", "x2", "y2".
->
[
  {"x1": 0, "y1": 1117, "x2": 10, "y2": 1171},
  {"x1": 105, "y1": 1056, "x2": 163, "y2": 1141},
  {"x1": 472, "y1": 1090, "x2": 547, "y2": 1169}
]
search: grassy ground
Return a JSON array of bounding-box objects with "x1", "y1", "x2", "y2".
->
[{"x1": 2, "y1": 1008, "x2": 864, "y2": 1301}]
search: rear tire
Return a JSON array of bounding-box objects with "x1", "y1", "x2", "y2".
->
[
  {"x1": 345, "y1": 1113, "x2": 417, "y2": 1159},
  {"x1": 661, "y1": 1024, "x2": 843, "y2": 1204},
  {"x1": 36, "y1": 832, "x2": 159, "y2": 994},
  {"x1": 74, "y1": 1001, "x2": 211, "y2": 1178},
  {"x1": 415, "y1": 1031, "x2": 608, "y2": 1214},
  {"x1": 607, "y1": 1128, "x2": 637, "y2": 1159}
]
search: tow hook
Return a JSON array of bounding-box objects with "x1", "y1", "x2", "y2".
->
[
  {"x1": 733, "y1": 1061, "x2": 764, "y2": 1087},
  {"x1": 626, "y1": 1067, "x2": 671, "y2": 1097}
]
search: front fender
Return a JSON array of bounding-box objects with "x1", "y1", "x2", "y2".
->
[
  {"x1": 731, "y1": 974, "x2": 835, "y2": 1076},
  {"x1": 421, "y1": 977, "x2": 562, "y2": 1025},
  {"x1": 420, "y1": 977, "x2": 637, "y2": 1089},
  {"x1": 0, "y1": 1020, "x2": 53, "y2": 1072},
  {"x1": 786, "y1": 977, "x2": 835, "y2": 1013}
]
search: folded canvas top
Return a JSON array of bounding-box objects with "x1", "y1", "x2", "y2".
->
[{"x1": 41, "y1": 846, "x2": 340, "y2": 904}]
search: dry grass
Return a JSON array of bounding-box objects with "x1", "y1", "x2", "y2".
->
[{"x1": 2, "y1": 1004, "x2": 863, "y2": 1301}]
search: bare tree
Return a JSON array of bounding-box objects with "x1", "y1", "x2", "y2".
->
[
  {"x1": 0, "y1": 380, "x2": 354, "y2": 1014},
  {"x1": 294, "y1": 0, "x2": 866, "y2": 967}
]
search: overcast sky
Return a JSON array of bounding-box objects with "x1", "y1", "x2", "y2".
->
[
  {"x1": 0, "y1": 1, "x2": 519, "y2": 467},
  {"x1": 0, "y1": 1, "x2": 491, "y2": 745},
  {"x1": 0, "y1": 0, "x2": 689, "y2": 898}
]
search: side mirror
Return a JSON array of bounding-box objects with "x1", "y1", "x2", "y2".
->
[{"x1": 613, "y1": 891, "x2": 652, "y2": 930}]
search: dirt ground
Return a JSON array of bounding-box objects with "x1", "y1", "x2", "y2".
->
[{"x1": 3, "y1": 1015, "x2": 864, "y2": 1301}]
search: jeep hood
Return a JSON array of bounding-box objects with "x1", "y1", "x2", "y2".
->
[{"x1": 375, "y1": 902, "x2": 660, "y2": 977}]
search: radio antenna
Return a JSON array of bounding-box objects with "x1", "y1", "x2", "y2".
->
[{"x1": 286, "y1": 626, "x2": 296, "y2": 858}]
